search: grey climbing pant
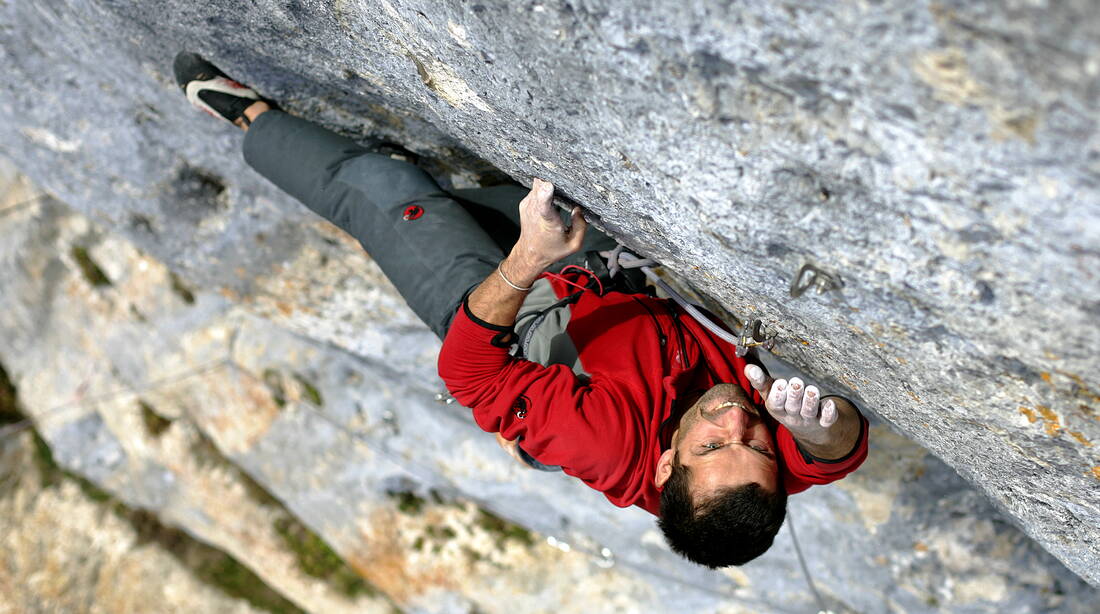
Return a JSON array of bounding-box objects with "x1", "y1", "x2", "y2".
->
[{"x1": 242, "y1": 110, "x2": 617, "y2": 339}]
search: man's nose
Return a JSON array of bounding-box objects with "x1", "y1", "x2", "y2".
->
[
  {"x1": 703, "y1": 404, "x2": 750, "y2": 435},
  {"x1": 728, "y1": 409, "x2": 749, "y2": 438}
]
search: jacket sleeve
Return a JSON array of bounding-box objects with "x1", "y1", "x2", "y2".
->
[
  {"x1": 437, "y1": 299, "x2": 640, "y2": 483},
  {"x1": 776, "y1": 407, "x2": 870, "y2": 495}
]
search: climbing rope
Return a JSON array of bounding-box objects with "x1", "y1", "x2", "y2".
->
[
  {"x1": 787, "y1": 508, "x2": 836, "y2": 614},
  {"x1": 0, "y1": 358, "x2": 232, "y2": 442},
  {"x1": 0, "y1": 193, "x2": 52, "y2": 218},
  {"x1": 598, "y1": 244, "x2": 776, "y2": 355},
  {"x1": 599, "y1": 243, "x2": 839, "y2": 614}
]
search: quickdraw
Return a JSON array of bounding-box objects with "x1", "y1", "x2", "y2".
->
[
  {"x1": 790, "y1": 263, "x2": 842, "y2": 298},
  {"x1": 599, "y1": 244, "x2": 775, "y2": 357}
]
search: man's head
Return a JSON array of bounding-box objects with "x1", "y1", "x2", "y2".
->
[{"x1": 654, "y1": 383, "x2": 788, "y2": 567}]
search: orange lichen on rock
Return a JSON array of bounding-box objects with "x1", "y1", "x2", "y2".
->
[
  {"x1": 1020, "y1": 405, "x2": 1072, "y2": 439},
  {"x1": 1037, "y1": 405, "x2": 1062, "y2": 436},
  {"x1": 1092, "y1": 466, "x2": 1100, "y2": 481},
  {"x1": 1067, "y1": 431, "x2": 1092, "y2": 447},
  {"x1": 354, "y1": 509, "x2": 453, "y2": 604},
  {"x1": 1054, "y1": 370, "x2": 1100, "y2": 404}
]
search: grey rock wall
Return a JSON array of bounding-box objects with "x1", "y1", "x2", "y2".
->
[
  {"x1": 0, "y1": 0, "x2": 1097, "y2": 593},
  {"x1": 0, "y1": 430, "x2": 300, "y2": 614},
  {"x1": 1, "y1": 166, "x2": 1095, "y2": 613}
]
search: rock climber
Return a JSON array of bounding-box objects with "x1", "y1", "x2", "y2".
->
[{"x1": 175, "y1": 52, "x2": 869, "y2": 568}]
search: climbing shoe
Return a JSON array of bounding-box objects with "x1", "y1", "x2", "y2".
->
[{"x1": 173, "y1": 52, "x2": 260, "y2": 126}]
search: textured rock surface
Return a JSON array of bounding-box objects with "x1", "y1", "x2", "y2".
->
[
  {"x1": 2, "y1": 163, "x2": 1096, "y2": 611},
  {"x1": 0, "y1": 165, "x2": 393, "y2": 614},
  {"x1": 0, "y1": 0, "x2": 1098, "y2": 594},
  {"x1": 0, "y1": 431, "x2": 292, "y2": 614}
]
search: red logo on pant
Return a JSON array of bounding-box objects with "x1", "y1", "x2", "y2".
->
[{"x1": 403, "y1": 205, "x2": 424, "y2": 220}]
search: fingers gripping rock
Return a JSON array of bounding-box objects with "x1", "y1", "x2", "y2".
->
[
  {"x1": 745, "y1": 364, "x2": 768, "y2": 392},
  {"x1": 801, "y1": 385, "x2": 820, "y2": 419},
  {"x1": 785, "y1": 378, "x2": 805, "y2": 414},
  {"x1": 567, "y1": 206, "x2": 587, "y2": 249},
  {"x1": 769, "y1": 378, "x2": 788, "y2": 412},
  {"x1": 535, "y1": 180, "x2": 556, "y2": 220},
  {"x1": 514, "y1": 178, "x2": 587, "y2": 267},
  {"x1": 820, "y1": 399, "x2": 838, "y2": 427}
]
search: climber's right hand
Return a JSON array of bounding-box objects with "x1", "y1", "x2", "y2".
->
[{"x1": 510, "y1": 178, "x2": 587, "y2": 272}]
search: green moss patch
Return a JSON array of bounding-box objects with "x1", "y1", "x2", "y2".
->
[
  {"x1": 273, "y1": 516, "x2": 378, "y2": 598},
  {"x1": 29, "y1": 423, "x2": 304, "y2": 613},
  {"x1": 415, "y1": 523, "x2": 460, "y2": 555},
  {"x1": 186, "y1": 430, "x2": 279, "y2": 508},
  {"x1": 169, "y1": 272, "x2": 196, "y2": 305},
  {"x1": 262, "y1": 368, "x2": 323, "y2": 408},
  {"x1": 263, "y1": 369, "x2": 287, "y2": 409},
  {"x1": 393, "y1": 488, "x2": 535, "y2": 560},
  {"x1": 0, "y1": 361, "x2": 24, "y2": 425},
  {"x1": 184, "y1": 426, "x2": 380, "y2": 601},
  {"x1": 125, "y1": 511, "x2": 304, "y2": 614},
  {"x1": 192, "y1": 551, "x2": 305, "y2": 613},
  {"x1": 239, "y1": 471, "x2": 282, "y2": 510},
  {"x1": 388, "y1": 490, "x2": 427, "y2": 515},
  {"x1": 30, "y1": 430, "x2": 111, "y2": 501},
  {"x1": 476, "y1": 508, "x2": 535, "y2": 548},
  {"x1": 425, "y1": 525, "x2": 457, "y2": 540},
  {"x1": 70, "y1": 245, "x2": 112, "y2": 287},
  {"x1": 30, "y1": 430, "x2": 63, "y2": 489},
  {"x1": 139, "y1": 400, "x2": 172, "y2": 437},
  {"x1": 188, "y1": 428, "x2": 227, "y2": 470},
  {"x1": 292, "y1": 373, "x2": 323, "y2": 407}
]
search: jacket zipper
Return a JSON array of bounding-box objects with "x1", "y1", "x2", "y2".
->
[{"x1": 631, "y1": 296, "x2": 667, "y2": 349}]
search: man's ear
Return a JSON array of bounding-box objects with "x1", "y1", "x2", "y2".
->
[{"x1": 654, "y1": 447, "x2": 675, "y2": 488}]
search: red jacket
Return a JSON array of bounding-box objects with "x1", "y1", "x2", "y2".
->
[{"x1": 438, "y1": 274, "x2": 868, "y2": 516}]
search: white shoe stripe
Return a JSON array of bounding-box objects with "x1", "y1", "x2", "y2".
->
[{"x1": 185, "y1": 76, "x2": 260, "y2": 123}]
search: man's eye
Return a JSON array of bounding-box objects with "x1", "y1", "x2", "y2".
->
[
  {"x1": 751, "y1": 443, "x2": 774, "y2": 457},
  {"x1": 703, "y1": 442, "x2": 723, "y2": 450}
]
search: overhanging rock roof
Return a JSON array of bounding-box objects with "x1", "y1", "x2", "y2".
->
[{"x1": 0, "y1": 0, "x2": 1096, "y2": 595}]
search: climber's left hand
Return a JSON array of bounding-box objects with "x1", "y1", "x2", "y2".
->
[{"x1": 744, "y1": 364, "x2": 863, "y2": 459}]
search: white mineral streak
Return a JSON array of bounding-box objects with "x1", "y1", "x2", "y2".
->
[{"x1": 19, "y1": 127, "x2": 81, "y2": 153}]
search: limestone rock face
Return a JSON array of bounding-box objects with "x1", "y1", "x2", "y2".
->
[
  {"x1": 2, "y1": 163, "x2": 1096, "y2": 613},
  {"x1": 0, "y1": 0, "x2": 1097, "y2": 597},
  {"x1": 0, "y1": 431, "x2": 296, "y2": 614}
]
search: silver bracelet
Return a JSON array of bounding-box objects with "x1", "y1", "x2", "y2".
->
[{"x1": 498, "y1": 264, "x2": 534, "y2": 292}]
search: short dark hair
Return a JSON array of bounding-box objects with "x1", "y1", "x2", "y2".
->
[{"x1": 658, "y1": 455, "x2": 787, "y2": 568}]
